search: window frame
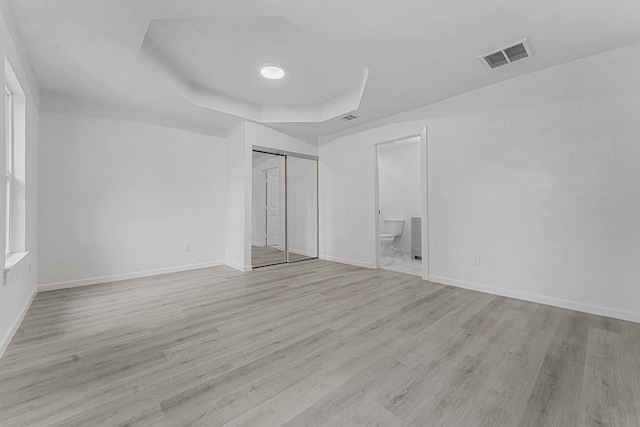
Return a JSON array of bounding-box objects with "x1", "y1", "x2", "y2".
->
[{"x1": 5, "y1": 85, "x2": 12, "y2": 256}]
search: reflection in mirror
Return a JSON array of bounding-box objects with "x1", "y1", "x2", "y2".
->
[
  {"x1": 287, "y1": 156, "x2": 318, "y2": 262},
  {"x1": 251, "y1": 151, "x2": 286, "y2": 267}
]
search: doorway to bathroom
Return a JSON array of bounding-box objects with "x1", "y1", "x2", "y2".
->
[{"x1": 375, "y1": 136, "x2": 422, "y2": 276}]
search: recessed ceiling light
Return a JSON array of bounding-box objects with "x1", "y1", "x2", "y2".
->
[{"x1": 260, "y1": 63, "x2": 285, "y2": 80}]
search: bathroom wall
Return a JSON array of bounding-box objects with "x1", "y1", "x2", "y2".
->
[{"x1": 377, "y1": 138, "x2": 421, "y2": 253}]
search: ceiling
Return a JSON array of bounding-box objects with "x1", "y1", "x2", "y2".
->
[
  {"x1": 6, "y1": 0, "x2": 640, "y2": 140},
  {"x1": 138, "y1": 16, "x2": 369, "y2": 123}
]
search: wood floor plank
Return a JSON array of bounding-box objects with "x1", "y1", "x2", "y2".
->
[
  {"x1": 282, "y1": 358, "x2": 410, "y2": 427},
  {"x1": 476, "y1": 304, "x2": 561, "y2": 426},
  {"x1": 0, "y1": 260, "x2": 638, "y2": 427},
  {"x1": 517, "y1": 310, "x2": 590, "y2": 427},
  {"x1": 580, "y1": 328, "x2": 639, "y2": 426}
]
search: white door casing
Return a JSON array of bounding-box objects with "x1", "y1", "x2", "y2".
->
[{"x1": 265, "y1": 167, "x2": 280, "y2": 246}]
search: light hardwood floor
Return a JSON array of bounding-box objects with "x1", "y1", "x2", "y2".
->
[
  {"x1": 0, "y1": 260, "x2": 638, "y2": 426},
  {"x1": 251, "y1": 246, "x2": 314, "y2": 267}
]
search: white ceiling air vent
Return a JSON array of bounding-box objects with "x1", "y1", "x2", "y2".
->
[
  {"x1": 340, "y1": 114, "x2": 358, "y2": 121},
  {"x1": 479, "y1": 38, "x2": 534, "y2": 70}
]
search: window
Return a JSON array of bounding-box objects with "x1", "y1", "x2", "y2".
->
[
  {"x1": 5, "y1": 86, "x2": 12, "y2": 255},
  {"x1": 4, "y1": 57, "x2": 26, "y2": 269}
]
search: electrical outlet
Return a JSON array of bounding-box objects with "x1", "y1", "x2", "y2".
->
[
  {"x1": 184, "y1": 243, "x2": 191, "y2": 252},
  {"x1": 473, "y1": 254, "x2": 480, "y2": 265}
]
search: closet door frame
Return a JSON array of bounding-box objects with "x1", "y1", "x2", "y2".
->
[{"x1": 252, "y1": 146, "x2": 319, "y2": 265}]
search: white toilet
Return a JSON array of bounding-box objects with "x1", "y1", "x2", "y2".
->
[{"x1": 380, "y1": 218, "x2": 404, "y2": 255}]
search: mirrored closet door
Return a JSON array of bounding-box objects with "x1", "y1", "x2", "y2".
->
[
  {"x1": 251, "y1": 149, "x2": 318, "y2": 268},
  {"x1": 251, "y1": 151, "x2": 287, "y2": 267},
  {"x1": 286, "y1": 156, "x2": 318, "y2": 262}
]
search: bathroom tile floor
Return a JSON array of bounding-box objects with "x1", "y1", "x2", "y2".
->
[{"x1": 380, "y1": 250, "x2": 422, "y2": 276}]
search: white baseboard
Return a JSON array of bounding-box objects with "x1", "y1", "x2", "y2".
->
[
  {"x1": 0, "y1": 287, "x2": 37, "y2": 359},
  {"x1": 39, "y1": 261, "x2": 226, "y2": 292},
  {"x1": 427, "y1": 275, "x2": 640, "y2": 324},
  {"x1": 319, "y1": 254, "x2": 373, "y2": 269},
  {"x1": 392, "y1": 248, "x2": 410, "y2": 255},
  {"x1": 225, "y1": 261, "x2": 252, "y2": 272}
]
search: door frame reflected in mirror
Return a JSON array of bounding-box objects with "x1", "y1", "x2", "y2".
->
[{"x1": 251, "y1": 151, "x2": 286, "y2": 267}]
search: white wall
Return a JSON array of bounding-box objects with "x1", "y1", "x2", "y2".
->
[
  {"x1": 319, "y1": 120, "x2": 426, "y2": 269},
  {"x1": 0, "y1": 8, "x2": 40, "y2": 356},
  {"x1": 378, "y1": 139, "x2": 421, "y2": 253},
  {"x1": 245, "y1": 121, "x2": 318, "y2": 158},
  {"x1": 38, "y1": 113, "x2": 227, "y2": 288},
  {"x1": 320, "y1": 44, "x2": 640, "y2": 322},
  {"x1": 225, "y1": 122, "x2": 251, "y2": 270}
]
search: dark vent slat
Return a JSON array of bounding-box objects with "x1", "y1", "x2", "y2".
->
[
  {"x1": 485, "y1": 51, "x2": 508, "y2": 69},
  {"x1": 504, "y1": 43, "x2": 528, "y2": 62}
]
